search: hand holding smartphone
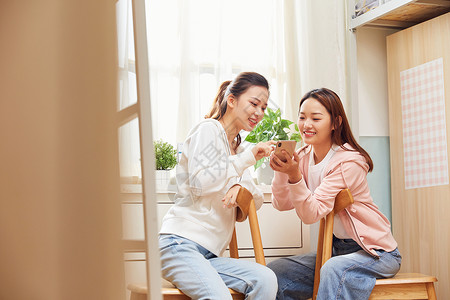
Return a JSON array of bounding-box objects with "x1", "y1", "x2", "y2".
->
[{"x1": 274, "y1": 140, "x2": 296, "y2": 162}]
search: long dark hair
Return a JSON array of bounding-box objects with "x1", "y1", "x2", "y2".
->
[
  {"x1": 299, "y1": 88, "x2": 373, "y2": 172},
  {"x1": 205, "y1": 72, "x2": 269, "y2": 149}
]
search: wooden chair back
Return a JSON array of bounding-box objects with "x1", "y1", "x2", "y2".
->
[
  {"x1": 312, "y1": 189, "x2": 354, "y2": 299},
  {"x1": 127, "y1": 186, "x2": 265, "y2": 300},
  {"x1": 230, "y1": 186, "x2": 266, "y2": 265}
]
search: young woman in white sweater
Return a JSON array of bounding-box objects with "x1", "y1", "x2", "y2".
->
[{"x1": 159, "y1": 72, "x2": 278, "y2": 300}]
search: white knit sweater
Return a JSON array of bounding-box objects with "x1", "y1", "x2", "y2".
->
[{"x1": 159, "y1": 119, "x2": 263, "y2": 256}]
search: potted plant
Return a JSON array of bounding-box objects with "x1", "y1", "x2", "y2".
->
[
  {"x1": 244, "y1": 108, "x2": 301, "y2": 184},
  {"x1": 154, "y1": 139, "x2": 177, "y2": 190}
]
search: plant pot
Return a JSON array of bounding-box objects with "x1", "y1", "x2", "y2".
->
[
  {"x1": 255, "y1": 165, "x2": 274, "y2": 185},
  {"x1": 155, "y1": 169, "x2": 172, "y2": 191}
]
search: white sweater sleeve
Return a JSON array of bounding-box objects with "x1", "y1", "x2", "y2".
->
[
  {"x1": 185, "y1": 123, "x2": 256, "y2": 199},
  {"x1": 240, "y1": 172, "x2": 264, "y2": 210}
]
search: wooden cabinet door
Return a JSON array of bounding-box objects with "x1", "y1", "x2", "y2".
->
[{"x1": 386, "y1": 12, "x2": 450, "y2": 299}]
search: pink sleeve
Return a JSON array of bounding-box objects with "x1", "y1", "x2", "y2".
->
[{"x1": 271, "y1": 171, "x2": 294, "y2": 211}]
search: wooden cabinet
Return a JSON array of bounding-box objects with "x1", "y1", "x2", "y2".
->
[
  {"x1": 386, "y1": 12, "x2": 450, "y2": 298},
  {"x1": 121, "y1": 184, "x2": 310, "y2": 258}
]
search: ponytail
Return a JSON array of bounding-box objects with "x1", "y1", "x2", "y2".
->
[{"x1": 205, "y1": 80, "x2": 231, "y2": 120}]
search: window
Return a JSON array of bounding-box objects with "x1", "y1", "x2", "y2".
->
[{"x1": 148, "y1": 0, "x2": 293, "y2": 148}]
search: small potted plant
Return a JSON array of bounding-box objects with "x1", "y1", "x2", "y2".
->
[
  {"x1": 244, "y1": 108, "x2": 301, "y2": 184},
  {"x1": 154, "y1": 139, "x2": 177, "y2": 190}
]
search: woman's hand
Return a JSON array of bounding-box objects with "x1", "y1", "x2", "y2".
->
[
  {"x1": 222, "y1": 184, "x2": 241, "y2": 209},
  {"x1": 251, "y1": 140, "x2": 277, "y2": 161},
  {"x1": 270, "y1": 150, "x2": 302, "y2": 184}
]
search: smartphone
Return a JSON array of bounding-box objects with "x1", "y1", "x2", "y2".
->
[{"x1": 274, "y1": 140, "x2": 296, "y2": 162}]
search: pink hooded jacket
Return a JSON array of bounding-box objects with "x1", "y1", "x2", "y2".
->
[{"x1": 271, "y1": 143, "x2": 397, "y2": 257}]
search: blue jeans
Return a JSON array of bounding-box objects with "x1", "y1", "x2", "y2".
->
[
  {"x1": 159, "y1": 234, "x2": 278, "y2": 300},
  {"x1": 267, "y1": 236, "x2": 402, "y2": 300}
]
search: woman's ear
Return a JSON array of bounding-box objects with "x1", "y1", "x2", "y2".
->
[
  {"x1": 332, "y1": 116, "x2": 342, "y2": 130},
  {"x1": 226, "y1": 94, "x2": 236, "y2": 108}
]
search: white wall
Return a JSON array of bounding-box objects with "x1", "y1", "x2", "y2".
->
[
  {"x1": 356, "y1": 27, "x2": 398, "y2": 136},
  {"x1": 298, "y1": 1, "x2": 349, "y2": 109},
  {"x1": 354, "y1": 26, "x2": 400, "y2": 222}
]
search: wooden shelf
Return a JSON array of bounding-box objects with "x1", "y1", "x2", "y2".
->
[{"x1": 350, "y1": 0, "x2": 450, "y2": 29}]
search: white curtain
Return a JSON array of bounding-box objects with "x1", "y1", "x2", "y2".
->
[
  {"x1": 147, "y1": 0, "x2": 306, "y2": 146},
  {"x1": 297, "y1": 1, "x2": 349, "y2": 109},
  {"x1": 116, "y1": 0, "x2": 350, "y2": 179}
]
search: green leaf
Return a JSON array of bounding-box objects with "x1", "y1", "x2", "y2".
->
[
  {"x1": 280, "y1": 119, "x2": 293, "y2": 127},
  {"x1": 244, "y1": 134, "x2": 257, "y2": 143},
  {"x1": 277, "y1": 131, "x2": 289, "y2": 140},
  {"x1": 290, "y1": 133, "x2": 302, "y2": 142},
  {"x1": 254, "y1": 158, "x2": 266, "y2": 170},
  {"x1": 267, "y1": 108, "x2": 277, "y2": 119}
]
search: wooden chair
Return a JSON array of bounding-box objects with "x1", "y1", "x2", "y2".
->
[
  {"x1": 313, "y1": 189, "x2": 438, "y2": 300},
  {"x1": 128, "y1": 187, "x2": 265, "y2": 300}
]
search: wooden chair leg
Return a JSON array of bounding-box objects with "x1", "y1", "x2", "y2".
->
[
  {"x1": 426, "y1": 282, "x2": 437, "y2": 300},
  {"x1": 129, "y1": 291, "x2": 147, "y2": 300},
  {"x1": 312, "y1": 218, "x2": 325, "y2": 300},
  {"x1": 322, "y1": 212, "x2": 334, "y2": 262},
  {"x1": 229, "y1": 228, "x2": 239, "y2": 259},
  {"x1": 248, "y1": 199, "x2": 265, "y2": 265}
]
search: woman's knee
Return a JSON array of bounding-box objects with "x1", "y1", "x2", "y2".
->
[
  {"x1": 267, "y1": 259, "x2": 284, "y2": 275},
  {"x1": 319, "y1": 259, "x2": 343, "y2": 282},
  {"x1": 267, "y1": 257, "x2": 297, "y2": 277},
  {"x1": 255, "y1": 267, "x2": 278, "y2": 298}
]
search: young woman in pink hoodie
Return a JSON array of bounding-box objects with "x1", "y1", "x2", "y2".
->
[{"x1": 267, "y1": 88, "x2": 401, "y2": 299}]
